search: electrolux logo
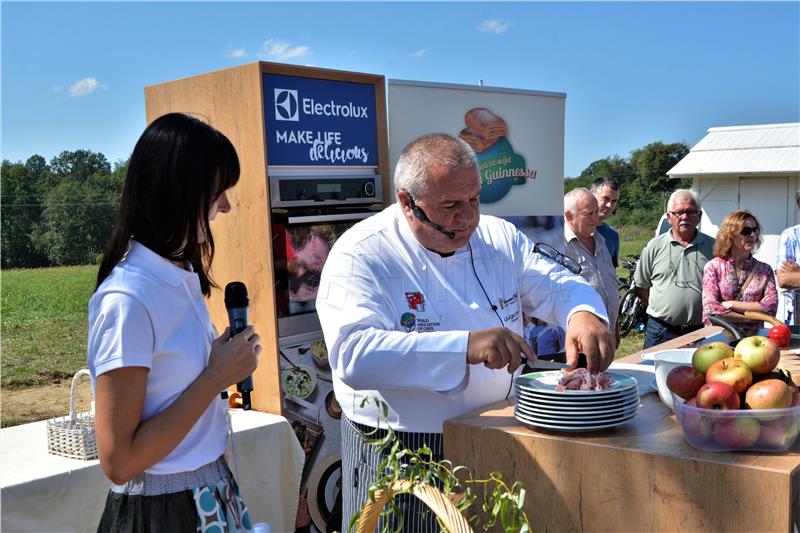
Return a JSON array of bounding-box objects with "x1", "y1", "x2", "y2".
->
[
  {"x1": 274, "y1": 87, "x2": 370, "y2": 123},
  {"x1": 274, "y1": 89, "x2": 299, "y2": 121}
]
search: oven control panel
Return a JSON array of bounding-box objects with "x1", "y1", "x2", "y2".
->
[{"x1": 270, "y1": 174, "x2": 383, "y2": 207}]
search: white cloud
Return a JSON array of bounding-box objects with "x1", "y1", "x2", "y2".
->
[
  {"x1": 226, "y1": 47, "x2": 247, "y2": 59},
  {"x1": 68, "y1": 77, "x2": 107, "y2": 97},
  {"x1": 411, "y1": 48, "x2": 428, "y2": 60},
  {"x1": 258, "y1": 39, "x2": 312, "y2": 60},
  {"x1": 476, "y1": 18, "x2": 513, "y2": 34}
]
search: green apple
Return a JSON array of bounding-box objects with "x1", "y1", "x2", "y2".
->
[
  {"x1": 692, "y1": 341, "x2": 734, "y2": 374},
  {"x1": 734, "y1": 336, "x2": 780, "y2": 376}
]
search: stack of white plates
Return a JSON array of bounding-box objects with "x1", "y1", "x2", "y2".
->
[{"x1": 514, "y1": 371, "x2": 640, "y2": 432}]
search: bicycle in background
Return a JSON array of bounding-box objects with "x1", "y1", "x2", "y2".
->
[{"x1": 617, "y1": 255, "x2": 647, "y2": 337}]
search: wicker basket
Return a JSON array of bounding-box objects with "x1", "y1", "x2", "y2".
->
[
  {"x1": 46, "y1": 369, "x2": 98, "y2": 460},
  {"x1": 356, "y1": 481, "x2": 473, "y2": 533}
]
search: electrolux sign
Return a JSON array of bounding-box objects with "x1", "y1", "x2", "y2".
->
[{"x1": 263, "y1": 73, "x2": 378, "y2": 167}]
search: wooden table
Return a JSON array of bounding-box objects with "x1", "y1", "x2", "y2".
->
[{"x1": 443, "y1": 327, "x2": 800, "y2": 532}]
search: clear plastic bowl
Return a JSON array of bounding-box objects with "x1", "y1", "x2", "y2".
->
[
  {"x1": 642, "y1": 348, "x2": 695, "y2": 411},
  {"x1": 671, "y1": 392, "x2": 800, "y2": 452}
]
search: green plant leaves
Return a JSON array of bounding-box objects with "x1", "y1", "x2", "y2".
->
[{"x1": 350, "y1": 398, "x2": 531, "y2": 532}]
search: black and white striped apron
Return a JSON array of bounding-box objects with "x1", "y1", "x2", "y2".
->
[{"x1": 341, "y1": 416, "x2": 443, "y2": 533}]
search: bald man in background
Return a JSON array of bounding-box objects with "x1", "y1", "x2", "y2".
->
[{"x1": 564, "y1": 188, "x2": 620, "y2": 346}]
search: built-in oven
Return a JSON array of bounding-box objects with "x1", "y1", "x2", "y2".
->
[{"x1": 270, "y1": 172, "x2": 384, "y2": 343}]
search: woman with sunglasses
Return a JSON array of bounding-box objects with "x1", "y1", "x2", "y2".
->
[{"x1": 702, "y1": 210, "x2": 778, "y2": 329}]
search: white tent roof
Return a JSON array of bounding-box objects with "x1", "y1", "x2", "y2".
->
[{"x1": 668, "y1": 122, "x2": 800, "y2": 177}]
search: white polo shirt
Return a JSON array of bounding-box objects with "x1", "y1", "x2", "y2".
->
[
  {"x1": 87, "y1": 241, "x2": 228, "y2": 474},
  {"x1": 317, "y1": 204, "x2": 608, "y2": 433}
]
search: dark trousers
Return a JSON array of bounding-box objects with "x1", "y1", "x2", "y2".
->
[{"x1": 644, "y1": 316, "x2": 702, "y2": 348}]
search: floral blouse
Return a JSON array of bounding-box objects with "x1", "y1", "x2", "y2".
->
[{"x1": 702, "y1": 256, "x2": 778, "y2": 328}]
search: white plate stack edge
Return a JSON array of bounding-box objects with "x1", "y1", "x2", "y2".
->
[{"x1": 514, "y1": 370, "x2": 641, "y2": 432}]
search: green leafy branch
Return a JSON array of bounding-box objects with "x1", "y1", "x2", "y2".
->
[{"x1": 348, "y1": 398, "x2": 531, "y2": 533}]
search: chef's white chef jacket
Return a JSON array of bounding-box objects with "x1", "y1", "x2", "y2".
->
[{"x1": 316, "y1": 204, "x2": 608, "y2": 433}]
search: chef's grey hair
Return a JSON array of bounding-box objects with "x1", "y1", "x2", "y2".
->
[
  {"x1": 564, "y1": 187, "x2": 594, "y2": 215},
  {"x1": 667, "y1": 189, "x2": 701, "y2": 212},
  {"x1": 394, "y1": 133, "x2": 478, "y2": 200}
]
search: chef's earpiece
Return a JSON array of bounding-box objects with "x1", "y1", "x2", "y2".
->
[
  {"x1": 405, "y1": 194, "x2": 455, "y2": 240},
  {"x1": 411, "y1": 204, "x2": 428, "y2": 223}
]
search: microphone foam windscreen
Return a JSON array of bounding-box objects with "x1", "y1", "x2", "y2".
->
[{"x1": 224, "y1": 281, "x2": 249, "y2": 309}]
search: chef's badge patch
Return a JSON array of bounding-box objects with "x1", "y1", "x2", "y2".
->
[
  {"x1": 400, "y1": 312, "x2": 416, "y2": 332},
  {"x1": 405, "y1": 291, "x2": 425, "y2": 311}
]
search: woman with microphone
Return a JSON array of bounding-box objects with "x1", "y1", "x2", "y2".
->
[{"x1": 88, "y1": 113, "x2": 261, "y2": 531}]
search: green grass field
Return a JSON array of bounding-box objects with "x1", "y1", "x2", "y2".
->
[{"x1": 1, "y1": 265, "x2": 98, "y2": 388}]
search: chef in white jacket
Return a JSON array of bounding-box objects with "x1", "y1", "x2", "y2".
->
[{"x1": 316, "y1": 132, "x2": 613, "y2": 532}]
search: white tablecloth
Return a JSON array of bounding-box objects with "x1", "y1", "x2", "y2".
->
[{"x1": 1, "y1": 410, "x2": 304, "y2": 533}]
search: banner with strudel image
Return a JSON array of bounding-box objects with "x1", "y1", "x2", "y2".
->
[{"x1": 387, "y1": 80, "x2": 566, "y2": 217}]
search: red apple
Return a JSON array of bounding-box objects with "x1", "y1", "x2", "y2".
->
[
  {"x1": 713, "y1": 417, "x2": 761, "y2": 448},
  {"x1": 705, "y1": 357, "x2": 753, "y2": 395},
  {"x1": 696, "y1": 381, "x2": 740, "y2": 410},
  {"x1": 666, "y1": 365, "x2": 706, "y2": 400},
  {"x1": 733, "y1": 335, "x2": 780, "y2": 375},
  {"x1": 744, "y1": 379, "x2": 793, "y2": 410},
  {"x1": 692, "y1": 341, "x2": 734, "y2": 374},
  {"x1": 680, "y1": 397, "x2": 712, "y2": 442},
  {"x1": 768, "y1": 325, "x2": 791, "y2": 348}
]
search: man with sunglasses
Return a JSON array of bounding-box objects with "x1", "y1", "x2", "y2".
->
[
  {"x1": 634, "y1": 189, "x2": 715, "y2": 348},
  {"x1": 317, "y1": 133, "x2": 613, "y2": 532}
]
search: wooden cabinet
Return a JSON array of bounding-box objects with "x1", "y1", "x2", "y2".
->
[{"x1": 144, "y1": 62, "x2": 389, "y2": 414}]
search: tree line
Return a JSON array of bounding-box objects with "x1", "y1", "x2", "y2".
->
[
  {"x1": 565, "y1": 141, "x2": 692, "y2": 229},
  {"x1": 1, "y1": 150, "x2": 125, "y2": 269},
  {"x1": 1, "y1": 140, "x2": 690, "y2": 269}
]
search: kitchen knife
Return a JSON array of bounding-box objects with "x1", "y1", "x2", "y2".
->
[{"x1": 520, "y1": 352, "x2": 587, "y2": 373}]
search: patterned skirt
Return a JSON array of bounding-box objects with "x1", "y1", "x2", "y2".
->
[{"x1": 97, "y1": 456, "x2": 251, "y2": 533}]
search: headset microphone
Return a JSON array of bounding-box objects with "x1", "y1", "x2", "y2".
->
[{"x1": 408, "y1": 197, "x2": 456, "y2": 239}]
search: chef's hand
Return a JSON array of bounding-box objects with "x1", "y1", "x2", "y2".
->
[
  {"x1": 564, "y1": 311, "x2": 614, "y2": 374},
  {"x1": 467, "y1": 327, "x2": 534, "y2": 374}
]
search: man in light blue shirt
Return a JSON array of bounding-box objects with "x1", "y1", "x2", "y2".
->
[
  {"x1": 591, "y1": 177, "x2": 620, "y2": 268},
  {"x1": 776, "y1": 190, "x2": 800, "y2": 324}
]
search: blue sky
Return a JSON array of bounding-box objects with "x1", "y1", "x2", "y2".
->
[{"x1": 2, "y1": 1, "x2": 798, "y2": 178}]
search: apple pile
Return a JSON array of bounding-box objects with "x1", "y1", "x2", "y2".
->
[{"x1": 666, "y1": 337, "x2": 800, "y2": 450}]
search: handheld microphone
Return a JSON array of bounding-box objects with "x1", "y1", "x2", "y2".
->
[
  {"x1": 408, "y1": 197, "x2": 456, "y2": 239},
  {"x1": 225, "y1": 281, "x2": 254, "y2": 410}
]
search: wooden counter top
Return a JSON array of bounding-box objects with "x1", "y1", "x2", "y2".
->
[{"x1": 444, "y1": 329, "x2": 800, "y2": 532}]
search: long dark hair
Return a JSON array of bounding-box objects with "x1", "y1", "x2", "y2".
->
[{"x1": 96, "y1": 113, "x2": 240, "y2": 296}]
